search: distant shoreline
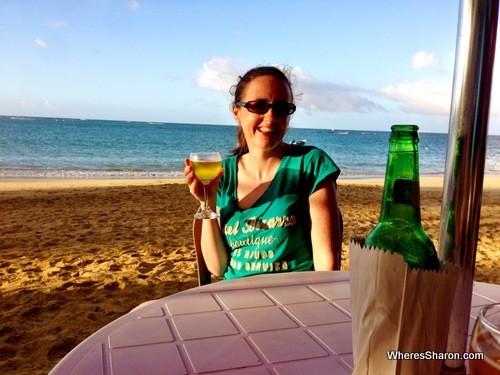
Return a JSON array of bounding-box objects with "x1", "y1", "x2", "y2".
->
[
  {"x1": 3, "y1": 115, "x2": 500, "y2": 136},
  {"x1": 1, "y1": 175, "x2": 500, "y2": 191}
]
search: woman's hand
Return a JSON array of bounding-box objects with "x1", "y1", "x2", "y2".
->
[
  {"x1": 184, "y1": 159, "x2": 223, "y2": 204},
  {"x1": 185, "y1": 158, "x2": 228, "y2": 276}
]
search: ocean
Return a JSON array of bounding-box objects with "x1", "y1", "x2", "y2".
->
[{"x1": 1, "y1": 116, "x2": 499, "y2": 179}]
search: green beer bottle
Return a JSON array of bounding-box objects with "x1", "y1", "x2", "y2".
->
[{"x1": 364, "y1": 125, "x2": 440, "y2": 271}]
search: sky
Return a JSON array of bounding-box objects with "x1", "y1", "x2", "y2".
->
[{"x1": 1, "y1": 0, "x2": 499, "y2": 134}]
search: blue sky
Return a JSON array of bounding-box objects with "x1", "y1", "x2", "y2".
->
[{"x1": 1, "y1": 0, "x2": 499, "y2": 134}]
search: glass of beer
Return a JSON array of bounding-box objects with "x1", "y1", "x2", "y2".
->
[
  {"x1": 469, "y1": 302, "x2": 500, "y2": 374},
  {"x1": 189, "y1": 152, "x2": 222, "y2": 220}
]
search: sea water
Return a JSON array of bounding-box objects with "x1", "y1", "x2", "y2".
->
[{"x1": 1, "y1": 116, "x2": 499, "y2": 179}]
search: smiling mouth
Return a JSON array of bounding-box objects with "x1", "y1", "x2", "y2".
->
[{"x1": 258, "y1": 128, "x2": 276, "y2": 134}]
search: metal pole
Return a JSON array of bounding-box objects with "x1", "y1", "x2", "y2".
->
[{"x1": 439, "y1": 0, "x2": 498, "y2": 373}]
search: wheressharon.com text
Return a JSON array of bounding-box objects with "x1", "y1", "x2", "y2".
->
[{"x1": 387, "y1": 350, "x2": 484, "y2": 361}]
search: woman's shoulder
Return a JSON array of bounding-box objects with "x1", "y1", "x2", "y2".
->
[
  {"x1": 287, "y1": 143, "x2": 328, "y2": 158},
  {"x1": 286, "y1": 143, "x2": 340, "y2": 176}
]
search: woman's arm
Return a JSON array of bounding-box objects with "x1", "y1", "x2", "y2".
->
[
  {"x1": 308, "y1": 176, "x2": 342, "y2": 270},
  {"x1": 185, "y1": 159, "x2": 229, "y2": 276},
  {"x1": 198, "y1": 216, "x2": 229, "y2": 276}
]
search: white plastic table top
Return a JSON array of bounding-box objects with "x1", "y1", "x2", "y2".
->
[{"x1": 49, "y1": 271, "x2": 500, "y2": 375}]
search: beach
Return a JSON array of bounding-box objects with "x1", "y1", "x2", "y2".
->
[{"x1": 0, "y1": 178, "x2": 499, "y2": 374}]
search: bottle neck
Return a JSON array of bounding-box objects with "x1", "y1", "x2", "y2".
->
[
  {"x1": 380, "y1": 178, "x2": 421, "y2": 222},
  {"x1": 379, "y1": 136, "x2": 422, "y2": 223}
]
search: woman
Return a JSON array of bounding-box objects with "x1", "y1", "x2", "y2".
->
[{"x1": 185, "y1": 66, "x2": 342, "y2": 280}]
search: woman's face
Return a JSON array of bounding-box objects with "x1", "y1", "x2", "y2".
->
[{"x1": 232, "y1": 75, "x2": 293, "y2": 154}]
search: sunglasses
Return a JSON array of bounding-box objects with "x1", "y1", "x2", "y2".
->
[{"x1": 235, "y1": 100, "x2": 296, "y2": 116}]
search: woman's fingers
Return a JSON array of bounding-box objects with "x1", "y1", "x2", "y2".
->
[
  {"x1": 184, "y1": 159, "x2": 195, "y2": 184},
  {"x1": 184, "y1": 159, "x2": 201, "y2": 199},
  {"x1": 184, "y1": 159, "x2": 192, "y2": 176}
]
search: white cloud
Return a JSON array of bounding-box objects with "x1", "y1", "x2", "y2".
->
[
  {"x1": 21, "y1": 100, "x2": 35, "y2": 108},
  {"x1": 196, "y1": 58, "x2": 383, "y2": 113},
  {"x1": 195, "y1": 57, "x2": 248, "y2": 92},
  {"x1": 412, "y1": 50, "x2": 439, "y2": 70},
  {"x1": 46, "y1": 20, "x2": 68, "y2": 28},
  {"x1": 291, "y1": 67, "x2": 384, "y2": 113},
  {"x1": 195, "y1": 57, "x2": 486, "y2": 118},
  {"x1": 44, "y1": 100, "x2": 55, "y2": 110},
  {"x1": 391, "y1": 46, "x2": 499, "y2": 119},
  {"x1": 381, "y1": 79, "x2": 451, "y2": 115},
  {"x1": 127, "y1": 0, "x2": 140, "y2": 11},
  {"x1": 36, "y1": 38, "x2": 48, "y2": 48}
]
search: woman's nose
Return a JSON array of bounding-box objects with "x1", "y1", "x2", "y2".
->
[{"x1": 264, "y1": 108, "x2": 279, "y2": 123}]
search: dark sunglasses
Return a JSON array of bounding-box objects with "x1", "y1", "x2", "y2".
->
[{"x1": 235, "y1": 100, "x2": 296, "y2": 116}]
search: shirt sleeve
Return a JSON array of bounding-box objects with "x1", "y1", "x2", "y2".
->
[{"x1": 306, "y1": 147, "x2": 341, "y2": 196}]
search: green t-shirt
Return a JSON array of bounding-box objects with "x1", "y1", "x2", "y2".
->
[{"x1": 217, "y1": 144, "x2": 340, "y2": 280}]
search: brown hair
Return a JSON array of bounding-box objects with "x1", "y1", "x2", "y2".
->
[{"x1": 230, "y1": 66, "x2": 294, "y2": 155}]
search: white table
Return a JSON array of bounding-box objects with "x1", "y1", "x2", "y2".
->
[{"x1": 49, "y1": 271, "x2": 499, "y2": 375}]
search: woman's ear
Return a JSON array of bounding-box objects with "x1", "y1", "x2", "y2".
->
[{"x1": 231, "y1": 105, "x2": 240, "y2": 124}]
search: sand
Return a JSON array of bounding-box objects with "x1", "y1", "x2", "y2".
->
[{"x1": 0, "y1": 177, "x2": 498, "y2": 374}]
